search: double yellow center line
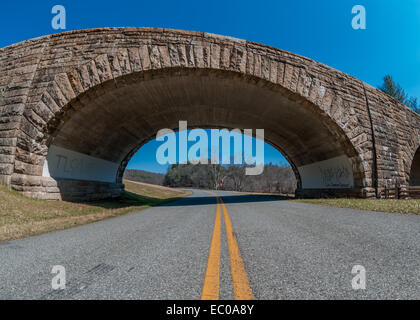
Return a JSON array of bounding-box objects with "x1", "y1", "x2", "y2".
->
[{"x1": 201, "y1": 193, "x2": 253, "y2": 300}]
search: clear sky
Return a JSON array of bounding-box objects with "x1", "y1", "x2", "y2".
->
[
  {"x1": 1, "y1": 0, "x2": 419, "y2": 173},
  {"x1": 130, "y1": 129, "x2": 280, "y2": 174}
]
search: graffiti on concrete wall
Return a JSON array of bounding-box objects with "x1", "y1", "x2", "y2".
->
[
  {"x1": 298, "y1": 155, "x2": 354, "y2": 189},
  {"x1": 42, "y1": 145, "x2": 120, "y2": 183},
  {"x1": 318, "y1": 165, "x2": 352, "y2": 188}
]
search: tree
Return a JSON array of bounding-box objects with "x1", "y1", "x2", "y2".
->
[
  {"x1": 227, "y1": 165, "x2": 246, "y2": 191},
  {"x1": 378, "y1": 75, "x2": 407, "y2": 103},
  {"x1": 378, "y1": 75, "x2": 419, "y2": 114},
  {"x1": 406, "y1": 96, "x2": 419, "y2": 114},
  {"x1": 209, "y1": 164, "x2": 227, "y2": 190},
  {"x1": 163, "y1": 162, "x2": 297, "y2": 194}
]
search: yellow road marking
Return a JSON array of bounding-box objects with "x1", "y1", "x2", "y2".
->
[
  {"x1": 201, "y1": 197, "x2": 221, "y2": 300},
  {"x1": 220, "y1": 198, "x2": 254, "y2": 300},
  {"x1": 201, "y1": 192, "x2": 253, "y2": 300}
]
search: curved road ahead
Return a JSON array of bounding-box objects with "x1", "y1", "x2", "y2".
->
[{"x1": 0, "y1": 190, "x2": 419, "y2": 299}]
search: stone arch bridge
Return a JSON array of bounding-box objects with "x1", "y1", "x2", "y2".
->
[{"x1": 0, "y1": 28, "x2": 419, "y2": 201}]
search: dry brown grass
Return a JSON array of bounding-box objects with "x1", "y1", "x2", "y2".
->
[
  {"x1": 239, "y1": 190, "x2": 420, "y2": 215},
  {"x1": 0, "y1": 180, "x2": 191, "y2": 242},
  {"x1": 296, "y1": 198, "x2": 420, "y2": 215}
]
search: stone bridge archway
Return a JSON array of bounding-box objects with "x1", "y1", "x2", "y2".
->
[{"x1": 1, "y1": 28, "x2": 419, "y2": 200}]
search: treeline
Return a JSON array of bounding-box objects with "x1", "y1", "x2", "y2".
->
[
  {"x1": 124, "y1": 169, "x2": 165, "y2": 185},
  {"x1": 163, "y1": 162, "x2": 297, "y2": 194}
]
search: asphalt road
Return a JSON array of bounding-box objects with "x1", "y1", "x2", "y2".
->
[{"x1": 0, "y1": 189, "x2": 419, "y2": 300}]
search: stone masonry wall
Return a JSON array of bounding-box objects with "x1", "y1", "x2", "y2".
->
[{"x1": 0, "y1": 28, "x2": 419, "y2": 200}]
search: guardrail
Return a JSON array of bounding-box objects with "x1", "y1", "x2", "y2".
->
[
  {"x1": 408, "y1": 186, "x2": 420, "y2": 199},
  {"x1": 380, "y1": 186, "x2": 420, "y2": 199}
]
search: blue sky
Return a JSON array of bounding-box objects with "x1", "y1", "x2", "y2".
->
[
  {"x1": 131, "y1": 129, "x2": 276, "y2": 174},
  {"x1": 1, "y1": 0, "x2": 419, "y2": 173}
]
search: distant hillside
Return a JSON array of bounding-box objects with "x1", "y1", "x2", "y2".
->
[{"x1": 124, "y1": 169, "x2": 165, "y2": 185}]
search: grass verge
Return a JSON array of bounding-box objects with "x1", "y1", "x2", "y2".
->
[
  {"x1": 295, "y1": 198, "x2": 420, "y2": 215},
  {"x1": 238, "y1": 190, "x2": 420, "y2": 215},
  {"x1": 0, "y1": 180, "x2": 191, "y2": 242}
]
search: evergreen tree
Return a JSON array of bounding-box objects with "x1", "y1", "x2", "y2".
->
[
  {"x1": 378, "y1": 75, "x2": 407, "y2": 103},
  {"x1": 378, "y1": 75, "x2": 419, "y2": 114}
]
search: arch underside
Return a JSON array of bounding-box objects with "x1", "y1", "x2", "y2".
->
[
  {"x1": 41, "y1": 69, "x2": 363, "y2": 200},
  {"x1": 409, "y1": 147, "x2": 420, "y2": 186}
]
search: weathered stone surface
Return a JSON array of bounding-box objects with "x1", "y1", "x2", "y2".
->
[{"x1": 0, "y1": 27, "x2": 419, "y2": 201}]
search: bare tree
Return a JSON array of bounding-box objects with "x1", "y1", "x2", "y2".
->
[
  {"x1": 163, "y1": 162, "x2": 297, "y2": 194},
  {"x1": 209, "y1": 164, "x2": 227, "y2": 190},
  {"x1": 227, "y1": 165, "x2": 246, "y2": 191}
]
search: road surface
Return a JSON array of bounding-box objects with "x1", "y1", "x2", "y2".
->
[{"x1": 0, "y1": 189, "x2": 419, "y2": 299}]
